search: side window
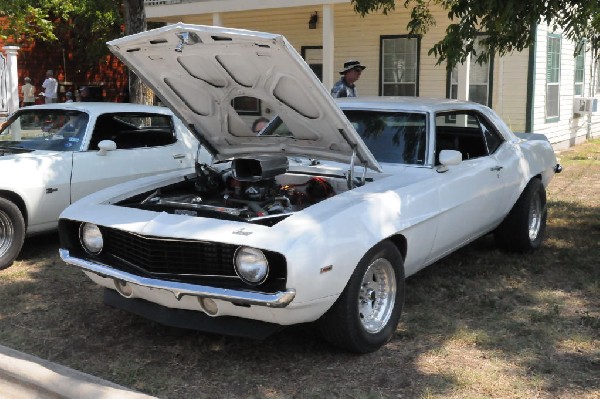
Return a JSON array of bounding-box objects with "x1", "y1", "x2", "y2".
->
[
  {"x1": 435, "y1": 111, "x2": 489, "y2": 163},
  {"x1": 479, "y1": 117, "x2": 504, "y2": 154},
  {"x1": 89, "y1": 113, "x2": 176, "y2": 150}
]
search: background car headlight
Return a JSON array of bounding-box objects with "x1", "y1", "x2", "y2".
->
[
  {"x1": 79, "y1": 223, "x2": 104, "y2": 254},
  {"x1": 234, "y1": 246, "x2": 269, "y2": 285}
]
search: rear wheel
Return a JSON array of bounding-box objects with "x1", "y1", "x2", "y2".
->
[
  {"x1": 494, "y1": 178, "x2": 547, "y2": 253},
  {"x1": 318, "y1": 241, "x2": 405, "y2": 353},
  {"x1": 0, "y1": 198, "x2": 25, "y2": 270}
]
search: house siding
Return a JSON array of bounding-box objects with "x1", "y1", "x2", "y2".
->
[
  {"x1": 491, "y1": 52, "x2": 529, "y2": 132},
  {"x1": 532, "y1": 24, "x2": 600, "y2": 149},
  {"x1": 147, "y1": 1, "x2": 600, "y2": 148}
]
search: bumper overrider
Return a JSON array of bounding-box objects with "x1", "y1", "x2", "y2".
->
[{"x1": 59, "y1": 248, "x2": 296, "y2": 308}]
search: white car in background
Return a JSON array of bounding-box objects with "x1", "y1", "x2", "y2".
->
[
  {"x1": 58, "y1": 24, "x2": 561, "y2": 353},
  {"x1": 0, "y1": 102, "x2": 203, "y2": 270}
]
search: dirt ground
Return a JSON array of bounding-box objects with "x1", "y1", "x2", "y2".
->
[{"x1": 1, "y1": 139, "x2": 598, "y2": 399}]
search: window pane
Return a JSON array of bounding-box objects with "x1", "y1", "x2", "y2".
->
[
  {"x1": 469, "y1": 85, "x2": 488, "y2": 106},
  {"x1": 344, "y1": 110, "x2": 427, "y2": 165},
  {"x1": 547, "y1": 36, "x2": 561, "y2": 84},
  {"x1": 435, "y1": 111, "x2": 488, "y2": 161},
  {"x1": 546, "y1": 84, "x2": 559, "y2": 117},
  {"x1": 574, "y1": 43, "x2": 585, "y2": 96},
  {"x1": 383, "y1": 84, "x2": 416, "y2": 96},
  {"x1": 381, "y1": 37, "x2": 418, "y2": 96},
  {"x1": 448, "y1": 39, "x2": 490, "y2": 104},
  {"x1": 546, "y1": 35, "x2": 561, "y2": 119}
]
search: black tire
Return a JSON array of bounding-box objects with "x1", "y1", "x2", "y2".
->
[
  {"x1": 318, "y1": 241, "x2": 405, "y2": 353},
  {"x1": 494, "y1": 178, "x2": 547, "y2": 253},
  {"x1": 0, "y1": 198, "x2": 26, "y2": 271}
]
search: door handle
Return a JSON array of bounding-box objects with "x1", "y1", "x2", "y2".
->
[
  {"x1": 173, "y1": 154, "x2": 186, "y2": 159},
  {"x1": 490, "y1": 166, "x2": 503, "y2": 172}
]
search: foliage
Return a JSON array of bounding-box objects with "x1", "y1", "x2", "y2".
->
[
  {"x1": 0, "y1": 0, "x2": 123, "y2": 68},
  {"x1": 352, "y1": 0, "x2": 600, "y2": 69},
  {"x1": 0, "y1": 0, "x2": 151, "y2": 102}
]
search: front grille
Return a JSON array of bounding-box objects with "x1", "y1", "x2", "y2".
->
[
  {"x1": 103, "y1": 227, "x2": 238, "y2": 276},
  {"x1": 65, "y1": 225, "x2": 290, "y2": 293}
]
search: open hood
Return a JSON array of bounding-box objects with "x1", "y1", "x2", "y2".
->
[{"x1": 107, "y1": 23, "x2": 380, "y2": 172}]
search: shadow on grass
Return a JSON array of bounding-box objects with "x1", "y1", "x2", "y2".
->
[{"x1": 0, "y1": 206, "x2": 598, "y2": 398}]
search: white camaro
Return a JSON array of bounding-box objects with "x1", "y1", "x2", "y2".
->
[
  {"x1": 0, "y1": 102, "x2": 202, "y2": 270},
  {"x1": 58, "y1": 24, "x2": 561, "y2": 353}
]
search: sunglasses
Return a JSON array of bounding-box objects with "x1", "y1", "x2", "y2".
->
[{"x1": 353, "y1": 68, "x2": 363, "y2": 73}]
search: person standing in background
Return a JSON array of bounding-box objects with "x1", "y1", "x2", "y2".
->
[
  {"x1": 65, "y1": 92, "x2": 74, "y2": 103},
  {"x1": 21, "y1": 77, "x2": 36, "y2": 107},
  {"x1": 78, "y1": 86, "x2": 92, "y2": 102},
  {"x1": 42, "y1": 70, "x2": 58, "y2": 103},
  {"x1": 331, "y1": 60, "x2": 366, "y2": 98}
]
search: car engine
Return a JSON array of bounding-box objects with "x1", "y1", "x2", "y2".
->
[{"x1": 118, "y1": 156, "x2": 338, "y2": 226}]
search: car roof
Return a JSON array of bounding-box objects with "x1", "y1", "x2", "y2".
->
[
  {"x1": 20, "y1": 102, "x2": 174, "y2": 116},
  {"x1": 336, "y1": 96, "x2": 492, "y2": 113}
]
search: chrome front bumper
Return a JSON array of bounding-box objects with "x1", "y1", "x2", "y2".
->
[{"x1": 59, "y1": 248, "x2": 296, "y2": 308}]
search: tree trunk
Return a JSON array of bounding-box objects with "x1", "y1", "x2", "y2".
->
[{"x1": 123, "y1": 0, "x2": 149, "y2": 104}]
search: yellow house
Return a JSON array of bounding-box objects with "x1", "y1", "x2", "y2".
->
[{"x1": 144, "y1": 0, "x2": 600, "y2": 150}]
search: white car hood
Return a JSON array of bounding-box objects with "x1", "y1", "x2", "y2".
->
[{"x1": 107, "y1": 23, "x2": 380, "y2": 172}]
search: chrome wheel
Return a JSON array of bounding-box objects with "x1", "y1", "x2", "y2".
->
[
  {"x1": 0, "y1": 210, "x2": 15, "y2": 259},
  {"x1": 358, "y1": 258, "x2": 396, "y2": 334},
  {"x1": 528, "y1": 191, "x2": 543, "y2": 242}
]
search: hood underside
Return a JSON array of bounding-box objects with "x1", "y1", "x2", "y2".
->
[{"x1": 107, "y1": 23, "x2": 380, "y2": 171}]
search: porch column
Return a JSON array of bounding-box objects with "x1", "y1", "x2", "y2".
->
[
  {"x1": 322, "y1": 4, "x2": 334, "y2": 92},
  {"x1": 456, "y1": 53, "x2": 471, "y2": 101},
  {"x1": 3, "y1": 46, "x2": 19, "y2": 113},
  {"x1": 212, "y1": 12, "x2": 222, "y2": 26}
]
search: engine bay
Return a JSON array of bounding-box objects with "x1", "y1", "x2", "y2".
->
[{"x1": 117, "y1": 156, "x2": 347, "y2": 226}]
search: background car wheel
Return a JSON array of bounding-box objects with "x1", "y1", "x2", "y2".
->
[
  {"x1": 0, "y1": 198, "x2": 26, "y2": 271},
  {"x1": 317, "y1": 241, "x2": 405, "y2": 353},
  {"x1": 494, "y1": 178, "x2": 547, "y2": 253}
]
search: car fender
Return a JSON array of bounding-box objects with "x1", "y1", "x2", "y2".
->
[{"x1": 274, "y1": 174, "x2": 441, "y2": 305}]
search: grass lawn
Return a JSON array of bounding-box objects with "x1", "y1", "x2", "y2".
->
[{"x1": 1, "y1": 139, "x2": 598, "y2": 399}]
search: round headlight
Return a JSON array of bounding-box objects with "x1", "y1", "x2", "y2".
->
[
  {"x1": 79, "y1": 223, "x2": 103, "y2": 254},
  {"x1": 234, "y1": 247, "x2": 269, "y2": 285}
]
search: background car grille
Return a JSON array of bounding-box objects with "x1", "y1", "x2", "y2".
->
[{"x1": 105, "y1": 228, "x2": 238, "y2": 276}]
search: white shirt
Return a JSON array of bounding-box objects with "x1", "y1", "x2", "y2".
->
[
  {"x1": 21, "y1": 83, "x2": 35, "y2": 103},
  {"x1": 42, "y1": 77, "x2": 58, "y2": 99}
]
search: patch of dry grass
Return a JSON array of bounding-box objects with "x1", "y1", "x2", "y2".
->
[{"x1": 0, "y1": 139, "x2": 598, "y2": 399}]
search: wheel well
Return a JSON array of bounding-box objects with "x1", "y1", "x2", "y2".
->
[
  {"x1": 0, "y1": 191, "x2": 28, "y2": 226},
  {"x1": 531, "y1": 174, "x2": 545, "y2": 197},
  {"x1": 387, "y1": 234, "x2": 407, "y2": 262}
]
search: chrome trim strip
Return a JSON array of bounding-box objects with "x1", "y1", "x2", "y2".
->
[{"x1": 59, "y1": 248, "x2": 295, "y2": 308}]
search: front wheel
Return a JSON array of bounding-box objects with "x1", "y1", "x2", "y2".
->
[
  {"x1": 318, "y1": 241, "x2": 405, "y2": 353},
  {"x1": 0, "y1": 198, "x2": 26, "y2": 270},
  {"x1": 494, "y1": 178, "x2": 547, "y2": 253}
]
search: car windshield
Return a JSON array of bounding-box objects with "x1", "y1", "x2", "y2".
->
[
  {"x1": 0, "y1": 109, "x2": 89, "y2": 152},
  {"x1": 259, "y1": 110, "x2": 428, "y2": 165}
]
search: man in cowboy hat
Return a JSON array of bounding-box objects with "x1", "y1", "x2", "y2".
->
[{"x1": 331, "y1": 60, "x2": 366, "y2": 98}]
